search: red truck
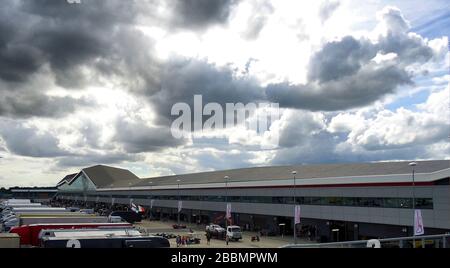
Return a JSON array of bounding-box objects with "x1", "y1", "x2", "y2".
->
[{"x1": 9, "y1": 222, "x2": 132, "y2": 247}]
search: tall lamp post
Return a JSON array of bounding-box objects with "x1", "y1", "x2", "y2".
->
[
  {"x1": 409, "y1": 162, "x2": 417, "y2": 246},
  {"x1": 224, "y1": 175, "x2": 229, "y2": 244},
  {"x1": 292, "y1": 170, "x2": 298, "y2": 244},
  {"x1": 177, "y1": 179, "x2": 181, "y2": 226},
  {"x1": 148, "y1": 181, "x2": 153, "y2": 220}
]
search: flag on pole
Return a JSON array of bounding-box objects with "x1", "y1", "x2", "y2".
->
[
  {"x1": 294, "y1": 205, "x2": 301, "y2": 225},
  {"x1": 414, "y1": 209, "x2": 424, "y2": 236},
  {"x1": 111, "y1": 197, "x2": 115, "y2": 205},
  {"x1": 226, "y1": 203, "x2": 232, "y2": 219},
  {"x1": 131, "y1": 202, "x2": 145, "y2": 214},
  {"x1": 131, "y1": 203, "x2": 139, "y2": 213},
  {"x1": 138, "y1": 205, "x2": 145, "y2": 213},
  {"x1": 150, "y1": 199, "x2": 154, "y2": 209},
  {"x1": 178, "y1": 201, "x2": 183, "y2": 212}
]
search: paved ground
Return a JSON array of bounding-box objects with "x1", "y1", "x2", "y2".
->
[{"x1": 134, "y1": 220, "x2": 316, "y2": 248}]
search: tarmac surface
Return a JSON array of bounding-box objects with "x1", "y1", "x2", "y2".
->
[{"x1": 134, "y1": 220, "x2": 316, "y2": 248}]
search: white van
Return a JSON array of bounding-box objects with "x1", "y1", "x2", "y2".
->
[{"x1": 226, "y1": 226, "x2": 242, "y2": 241}]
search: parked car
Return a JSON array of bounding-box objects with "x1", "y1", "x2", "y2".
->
[
  {"x1": 206, "y1": 224, "x2": 226, "y2": 239},
  {"x1": 172, "y1": 224, "x2": 187, "y2": 229},
  {"x1": 206, "y1": 224, "x2": 225, "y2": 234},
  {"x1": 186, "y1": 233, "x2": 202, "y2": 244},
  {"x1": 155, "y1": 233, "x2": 176, "y2": 239}
]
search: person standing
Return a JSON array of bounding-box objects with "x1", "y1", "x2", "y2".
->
[{"x1": 206, "y1": 231, "x2": 211, "y2": 245}]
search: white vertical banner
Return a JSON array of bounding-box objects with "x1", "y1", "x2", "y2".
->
[
  {"x1": 83, "y1": 195, "x2": 87, "y2": 202},
  {"x1": 178, "y1": 201, "x2": 183, "y2": 212},
  {"x1": 150, "y1": 199, "x2": 154, "y2": 209},
  {"x1": 226, "y1": 203, "x2": 232, "y2": 219},
  {"x1": 111, "y1": 197, "x2": 115, "y2": 206},
  {"x1": 129, "y1": 198, "x2": 134, "y2": 206},
  {"x1": 414, "y1": 209, "x2": 425, "y2": 236},
  {"x1": 294, "y1": 205, "x2": 301, "y2": 225}
]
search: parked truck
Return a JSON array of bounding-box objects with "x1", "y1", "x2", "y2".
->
[
  {"x1": 41, "y1": 235, "x2": 170, "y2": 248},
  {"x1": 10, "y1": 222, "x2": 133, "y2": 247}
]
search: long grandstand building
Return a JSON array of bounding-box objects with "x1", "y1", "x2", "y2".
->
[{"x1": 56, "y1": 160, "x2": 450, "y2": 242}]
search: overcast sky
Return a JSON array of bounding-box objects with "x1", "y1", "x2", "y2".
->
[{"x1": 0, "y1": 0, "x2": 449, "y2": 187}]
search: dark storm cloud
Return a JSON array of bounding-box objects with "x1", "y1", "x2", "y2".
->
[
  {"x1": 0, "y1": 3, "x2": 44, "y2": 83},
  {"x1": 0, "y1": 118, "x2": 141, "y2": 165},
  {"x1": 307, "y1": 36, "x2": 376, "y2": 83},
  {"x1": 267, "y1": 62, "x2": 412, "y2": 111},
  {"x1": 56, "y1": 152, "x2": 140, "y2": 168},
  {"x1": 150, "y1": 58, "x2": 265, "y2": 125},
  {"x1": 0, "y1": 0, "x2": 159, "y2": 117},
  {"x1": 0, "y1": 91, "x2": 92, "y2": 118},
  {"x1": 114, "y1": 118, "x2": 186, "y2": 153},
  {"x1": 168, "y1": 0, "x2": 239, "y2": 30},
  {"x1": 270, "y1": 142, "x2": 429, "y2": 166},
  {"x1": 0, "y1": 120, "x2": 71, "y2": 158},
  {"x1": 19, "y1": 0, "x2": 154, "y2": 88}
]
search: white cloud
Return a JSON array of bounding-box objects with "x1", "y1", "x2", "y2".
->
[{"x1": 335, "y1": 86, "x2": 449, "y2": 151}]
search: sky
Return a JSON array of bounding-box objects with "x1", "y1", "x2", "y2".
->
[{"x1": 0, "y1": 0, "x2": 449, "y2": 187}]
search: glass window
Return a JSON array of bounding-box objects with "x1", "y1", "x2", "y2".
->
[
  {"x1": 398, "y1": 198, "x2": 412, "y2": 208},
  {"x1": 328, "y1": 197, "x2": 343, "y2": 206},
  {"x1": 342, "y1": 197, "x2": 355, "y2": 206},
  {"x1": 272, "y1": 197, "x2": 284, "y2": 204},
  {"x1": 310, "y1": 197, "x2": 324, "y2": 205},
  {"x1": 383, "y1": 198, "x2": 398, "y2": 208},
  {"x1": 416, "y1": 198, "x2": 433, "y2": 209},
  {"x1": 106, "y1": 194, "x2": 432, "y2": 210},
  {"x1": 366, "y1": 198, "x2": 383, "y2": 207}
]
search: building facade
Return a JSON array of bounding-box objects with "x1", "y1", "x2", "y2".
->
[{"x1": 56, "y1": 161, "x2": 450, "y2": 242}]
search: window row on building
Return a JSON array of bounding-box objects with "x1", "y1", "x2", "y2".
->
[{"x1": 62, "y1": 194, "x2": 434, "y2": 209}]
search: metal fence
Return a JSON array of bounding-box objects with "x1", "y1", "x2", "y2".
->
[{"x1": 282, "y1": 234, "x2": 450, "y2": 248}]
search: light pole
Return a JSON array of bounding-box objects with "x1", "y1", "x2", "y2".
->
[
  {"x1": 177, "y1": 179, "x2": 181, "y2": 226},
  {"x1": 292, "y1": 170, "x2": 298, "y2": 244},
  {"x1": 224, "y1": 175, "x2": 229, "y2": 244},
  {"x1": 148, "y1": 181, "x2": 153, "y2": 220},
  {"x1": 409, "y1": 162, "x2": 417, "y2": 247}
]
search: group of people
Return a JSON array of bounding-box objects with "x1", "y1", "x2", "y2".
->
[{"x1": 175, "y1": 235, "x2": 190, "y2": 247}]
